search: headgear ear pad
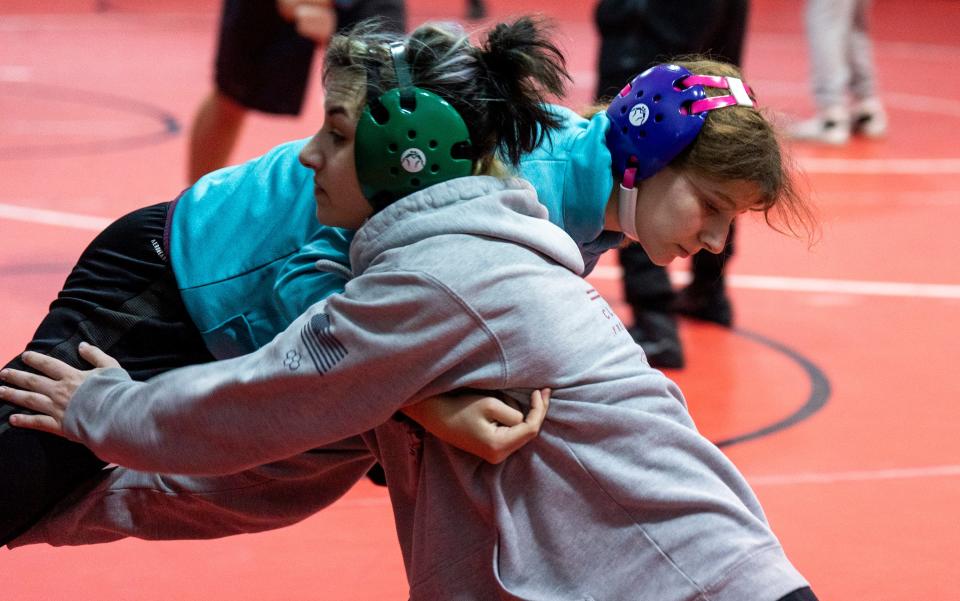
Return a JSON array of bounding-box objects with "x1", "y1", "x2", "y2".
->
[
  {"x1": 355, "y1": 48, "x2": 474, "y2": 212},
  {"x1": 605, "y1": 64, "x2": 707, "y2": 182}
]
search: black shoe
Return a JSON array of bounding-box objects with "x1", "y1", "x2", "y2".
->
[
  {"x1": 628, "y1": 311, "x2": 685, "y2": 369},
  {"x1": 366, "y1": 463, "x2": 387, "y2": 486},
  {"x1": 673, "y1": 285, "x2": 733, "y2": 327}
]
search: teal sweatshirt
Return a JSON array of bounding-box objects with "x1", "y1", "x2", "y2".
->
[{"x1": 169, "y1": 106, "x2": 620, "y2": 358}]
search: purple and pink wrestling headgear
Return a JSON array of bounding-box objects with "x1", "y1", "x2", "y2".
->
[{"x1": 606, "y1": 64, "x2": 756, "y2": 241}]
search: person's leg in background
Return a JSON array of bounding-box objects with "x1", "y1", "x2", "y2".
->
[
  {"x1": 0, "y1": 203, "x2": 215, "y2": 545},
  {"x1": 187, "y1": 90, "x2": 247, "y2": 184},
  {"x1": 672, "y1": 0, "x2": 745, "y2": 329},
  {"x1": 187, "y1": 0, "x2": 407, "y2": 185},
  {"x1": 595, "y1": 0, "x2": 747, "y2": 367},
  {"x1": 334, "y1": 0, "x2": 406, "y2": 43},
  {"x1": 594, "y1": 0, "x2": 685, "y2": 367},
  {"x1": 618, "y1": 244, "x2": 685, "y2": 368},
  {"x1": 187, "y1": 0, "x2": 316, "y2": 183},
  {"x1": 790, "y1": 0, "x2": 855, "y2": 144},
  {"x1": 848, "y1": 0, "x2": 886, "y2": 138},
  {"x1": 466, "y1": 0, "x2": 486, "y2": 20},
  {"x1": 674, "y1": 221, "x2": 735, "y2": 326}
]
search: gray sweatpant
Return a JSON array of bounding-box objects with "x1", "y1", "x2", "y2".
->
[{"x1": 805, "y1": 0, "x2": 879, "y2": 109}]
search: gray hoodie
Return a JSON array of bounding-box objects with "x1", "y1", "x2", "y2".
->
[{"x1": 30, "y1": 177, "x2": 807, "y2": 600}]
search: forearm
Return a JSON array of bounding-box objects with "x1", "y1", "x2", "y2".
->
[
  {"x1": 61, "y1": 272, "x2": 497, "y2": 475},
  {"x1": 400, "y1": 389, "x2": 551, "y2": 464},
  {"x1": 63, "y1": 338, "x2": 392, "y2": 474}
]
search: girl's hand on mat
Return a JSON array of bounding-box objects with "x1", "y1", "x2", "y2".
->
[
  {"x1": 402, "y1": 388, "x2": 551, "y2": 464},
  {"x1": 0, "y1": 342, "x2": 120, "y2": 437}
]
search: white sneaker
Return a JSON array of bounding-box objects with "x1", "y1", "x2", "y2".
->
[
  {"x1": 788, "y1": 106, "x2": 850, "y2": 145},
  {"x1": 851, "y1": 98, "x2": 888, "y2": 138}
]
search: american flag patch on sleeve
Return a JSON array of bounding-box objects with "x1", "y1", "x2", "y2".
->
[{"x1": 300, "y1": 313, "x2": 348, "y2": 374}]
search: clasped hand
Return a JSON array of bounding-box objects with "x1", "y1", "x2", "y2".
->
[{"x1": 0, "y1": 342, "x2": 119, "y2": 437}]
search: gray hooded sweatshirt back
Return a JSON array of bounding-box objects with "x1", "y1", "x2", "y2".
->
[{"x1": 38, "y1": 177, "x2": 806, "y2": 600}]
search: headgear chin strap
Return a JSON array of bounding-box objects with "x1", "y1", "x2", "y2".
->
[
  {"x1": 605, "y1": 64, "x2": 756, "y2": 241},
  {"x1": 617, "y1": 168, "x2": 640, "y2": 241},
  {"x1": 355, "y1": 41, "x2": 474, "y2": 213}
]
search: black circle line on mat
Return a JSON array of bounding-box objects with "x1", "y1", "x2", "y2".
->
[
  {"x1": 0, "y1": 81, "x2": 180, "y2": 160},
  {"x1": 713, "y1": 326, "x2": 831, "y2": 448}
]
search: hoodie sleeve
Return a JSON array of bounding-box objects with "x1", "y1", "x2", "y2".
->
[
  {"x1": 63, "y1": 269, "x2": 505, "y2": 475},
  {"x1": 10, "y1": 437, "x2": 374, "y2": 548}
]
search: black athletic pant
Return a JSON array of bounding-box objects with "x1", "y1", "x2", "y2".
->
[
  {"x1": 0, "y1": 202, "x2": 214, "y2": 545},
  {"x1": 595, "y1": 0, "x2": 747, "y2": 314},
  {"x1": 780, "y1": 587, "x2": 819, "y2": 601}
]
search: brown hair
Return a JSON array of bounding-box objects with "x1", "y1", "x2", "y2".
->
[{"x1": 671, "y1": 56, "x2": 818, "y2": 242}]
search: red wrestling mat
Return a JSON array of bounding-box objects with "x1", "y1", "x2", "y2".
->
[{"x1": 2, "y1": 1, "x2": 958, "y2": 599}]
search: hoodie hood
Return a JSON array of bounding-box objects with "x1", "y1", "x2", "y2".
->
[{"x1": 350, "y1": 176, "x2": 585, "y2": 277}]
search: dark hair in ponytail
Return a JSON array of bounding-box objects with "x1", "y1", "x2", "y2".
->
[
  {"x1": 471, "y1": 17, "x2": 569, "y2": 166},
  {"x1": 323, "y1": 16, "x2": 570, "y2": 173}
]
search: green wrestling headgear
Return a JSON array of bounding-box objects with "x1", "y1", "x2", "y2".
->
[{"x1": 355, "y1": 41, "x2": 475, "y2": 213}]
